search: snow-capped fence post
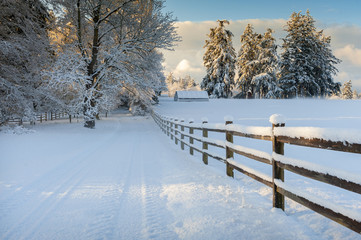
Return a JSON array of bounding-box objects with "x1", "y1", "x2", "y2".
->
[
  {"x1": 189, "y1": 120, "x2": 194, "y2": 155},
  {"x1": 160, "y1": 118, "x2": 162, "y2": 132},
  {"x1": 166, "y1": 118, "x2": 170, "y2": 137},
  {"x1": 163, "y1": 118, "x2": 166, "y2": 134},
  {"x1": 170, "y1": 118, "x2": 174, "y2": 140},
  {"x1": 180, "y1": 120, "x2": 185, "y2": 150},
  {"x1": 202, "y1": 119, "x2": 208, "y2": 165},
  {"x1": 174, "y1": 119, "x2": 178, "y2": 145},
  {"x1": 270, "y1": 114, "x2": 285, "y2": 210},
  {"x1": 69, "y1": 114, "x2": 72, "y2": 123},
  {"x1": 225, "y1": 119, "x2": 234, "y2": 178}
]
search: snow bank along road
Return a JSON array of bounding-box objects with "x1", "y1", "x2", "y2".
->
[{"x1": 0, "y1": 112, "x2": 360, "y2": 239}]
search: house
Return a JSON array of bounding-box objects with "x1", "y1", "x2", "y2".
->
[{"x1": 174, "y1": 91, "x2": 209, "y2": 102}]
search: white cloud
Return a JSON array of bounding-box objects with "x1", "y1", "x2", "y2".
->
[
  {"x1": 162, "y1": 20, "x2": 361, "y2": 91},
  {"x1": 335, "y1": 45, "x2": 361, "y2": 67},
  {"x1": 173, "y1": 59, "x2": 203, "y2": 78},
  {"x1": 337, "y1": 71, "x2": 350, "y2": 81},
  {"x1": 175, "y1": 59, "x2": 190, "y2": 72}
]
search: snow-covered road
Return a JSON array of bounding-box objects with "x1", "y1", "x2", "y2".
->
[{"x1": 0, "y1": 111, "x2": 359, "y2": 239}]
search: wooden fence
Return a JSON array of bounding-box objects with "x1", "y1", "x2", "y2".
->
[
  {"x1": 7, "y1": 112, "x2": 73, "y2": 125},
  {"x1": 151, "y1": 111, "x2": 361, "y2": 234},
  {"x1": 6, "y1": 111, "x2": 109, "y2": 125}
]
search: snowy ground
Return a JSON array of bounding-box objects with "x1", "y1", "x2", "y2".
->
[{"x1": 1, "y1": 103, "x2": 360, "y2": 239}]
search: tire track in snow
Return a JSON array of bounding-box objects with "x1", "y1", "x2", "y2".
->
[
  {"x1": 83, "y1": 126, "x2": 141, "y2": 240},
  {"x1": 1, "y1": 157, "x2": 93, "y2": 240},
  {"x1": 140, "y1": 184, "x2": 179, "y2": 240},
  {"x1": 138, "y1": 123, "x2": 179, "y2": 240},
  {"x1": 1, "y1": 120, "x2": 124, "y2": 240}
]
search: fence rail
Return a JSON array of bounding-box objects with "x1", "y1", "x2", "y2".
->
[
  {"x1": 151, "y1": 111, "x2": 361, "y2": 234},
  {"x1": 6, "y1": 112, "x2": 73, "y2": 125}
]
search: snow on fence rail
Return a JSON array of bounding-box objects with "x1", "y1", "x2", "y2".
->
[
  {"x1": 5, "y1": 111, "x2": 112, "y2": 125},
  {"x1": 6, "y1": 112, "x2": 72, "y2": 125},
  {"x1": 151, "y1": 111, "x2": 361, "y2": 234}
]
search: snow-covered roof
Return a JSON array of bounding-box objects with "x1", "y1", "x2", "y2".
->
[{"x1": 174, "y1": 91, "x2": 209, "y2": 101}]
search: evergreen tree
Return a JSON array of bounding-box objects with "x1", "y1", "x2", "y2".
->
[
  {"x1": 251, "y1": 28, "x2": 282, "y2": 99},
  {"x1": 201, "y1": 20, "x2": 236, "y2": 98},
  {"x1": 342, "y1": 80, "x2": 353, "y2": 99},
  {"x1": 279, "y1": 11, "x2": 341, "y2": 98},
  {"x1": 236, "y1": 24, "x2": 260, "y2": 98}
]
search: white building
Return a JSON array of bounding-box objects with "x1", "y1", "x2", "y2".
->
[{"x1": 174, "y1": 91, "x2": 209, "y2": 102}]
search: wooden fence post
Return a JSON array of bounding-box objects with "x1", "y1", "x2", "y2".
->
[
  {"x1": 180, "y1": 120, "x2": 185, "y2": 150},
  {"x1": 40, "y1": 113, "x2": 43, "y2": 123},
  {"x1": 167, "y1": 118, "x2": 170, "y2": 137},
  {"x1": 69, "y1": 114, "x2": 72, "y2": 123},
  {"x1": 164, "y1": 119, "x2": 167, "y2": 134},
  {"x1": 170, "y1": 118, "x2": 174, "y2": 140},
  {"x1": 202, "y1": 120, "x2": 208, "y2": 165},
  {"x1": 189, "y1": 120, "x2": 194, "y2": 155},
  {"x1": 174, "y1": 119, "x2": 178, "y2": 145},
  {"x1": 226, "y1": 120, "x2": 234, "y2": 178},
  {"x1": 161, "y1": 118, "x2": 165, "y2": 133},
  {"x1": 272, "y1": 121, "x2": 285, "y2": 210}
]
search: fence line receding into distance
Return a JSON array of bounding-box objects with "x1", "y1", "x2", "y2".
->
[{"x1": 151, "y1": 111, "x2": 361, "y2": 234}]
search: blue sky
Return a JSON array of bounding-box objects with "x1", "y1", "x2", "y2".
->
[{"x1": 164, "y1": 0, "x2": 361, "y2": 25}]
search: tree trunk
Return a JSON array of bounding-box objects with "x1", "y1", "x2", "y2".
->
[
  {"x1": 83, "y1": 97, "x2": 96, "y2": 129},
  {"x1": 84, "y1": 119, "x2": 95, "y2": 128},
  {"x1": 82, "y1": 2, "x2": 101, "y2": 129}
]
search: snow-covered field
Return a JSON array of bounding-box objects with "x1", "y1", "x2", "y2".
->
[
  {"x1": 1, "y1": 99, "x2": 360, "y2": 239},
  {"x1": 155, "y1": 97, "x2": 361, "y2": 129},
  {"x1": 154, "y1": 97, "x2": 361, "y2": 237}
]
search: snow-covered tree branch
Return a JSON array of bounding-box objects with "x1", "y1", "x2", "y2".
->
[
  {"x1": 0, "y1": 0, "x2": 51, "y2": 123},
  {"x1": 44, "y1": 0, "x2": 180, "y2": 128}
]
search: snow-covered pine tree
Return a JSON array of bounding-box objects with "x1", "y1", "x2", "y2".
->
[
  {"x1": 235, "y1": 24, "x2": 261, "y2": 98},
  {"x1": 342, "y1": 80, "x2": 353, "y2": 99},
  {"x1": 202, "y1": 27, "x2": 216, "y2": 95},
  {"x1": 251, "y1": 28, "x2": 282, "y2": 99},
  {"x1": 279, "y1": 10, "x2": 341, "y2": 98},
  {"x1": 201, "y1": 20, "x2": 236, "y2": 98}
]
